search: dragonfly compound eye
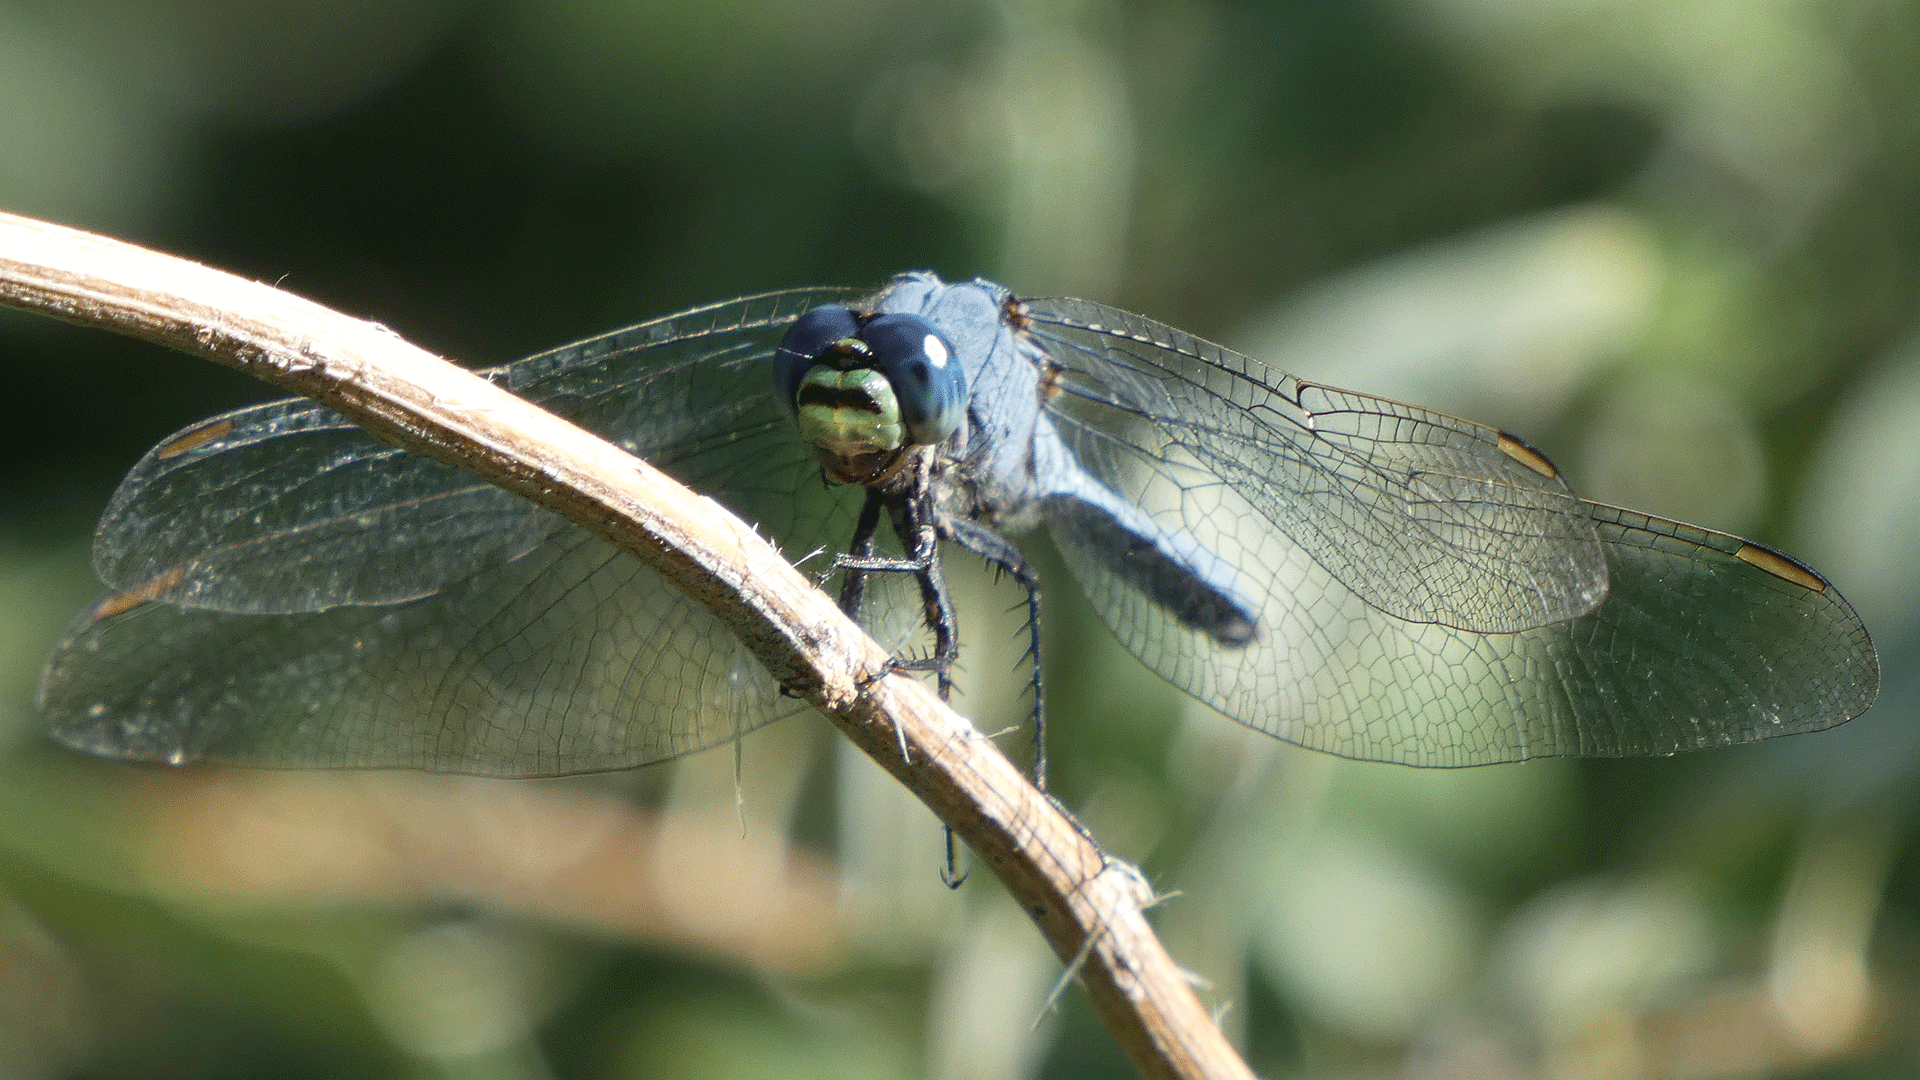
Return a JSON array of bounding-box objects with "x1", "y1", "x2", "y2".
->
[
  {"x1": 773, "y1": 305, "x2": 863, "y2": 423},
  {"x1": 858, "y1": 313, "x2": 967, "y2": 446}
]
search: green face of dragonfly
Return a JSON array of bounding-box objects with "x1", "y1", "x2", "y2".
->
[{"x1": 793, "y1": 357, "x2": 909, "y2": 461}]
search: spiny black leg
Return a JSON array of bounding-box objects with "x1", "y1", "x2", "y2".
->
[
  {"x1": 850, "y1": 474, "x2": 967, "y2": 888},
  {"x1": 886, "y1": 494, "x2": 959, "y2": 699},
  {"x1": 832, "y1": 489, "x2": 936, "y2": 765},
  {"x1": 940, "y1": 822, "x2": 969, "y2": 888},
  {"x1": 829, "y1": 494, "x2": 956, "y2": 687},
  {"x1": 941, "y1": 515, "x2": 1048, "y2": 791},
  {"x1": 836, "y1": 488, "x2": 886, "y2": 622},
  {"x1": 909, "y1": 501, "x2": 967, "y2": 890}
]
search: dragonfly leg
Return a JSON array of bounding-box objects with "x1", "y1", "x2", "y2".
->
[
  {"x1": 830, "y1": 483, "x2": 969, "y2": 887},
  {"x1": 829, "y1": 498, "x2": 957, "y2": 689},
  {"x1": 826, "y1": 488, "x2": 927, "y2": 765},
  {"x1": 834, "y1": 488, "x2": 886, "y2": 621},
  {"x1": 941, "y1": 515, "x2": 1047, "y2": 791},
  {"x1": 828, "y1": 485, "x2": 961, "y2": 770},
  {"x1": 940, "y1": 824, "x2": 969, "y2": 889},
  {"x1": 895, "y1": 492, "x2": 970, "y2": 893},
  {"x1": 882, "y1": 493, "x2": 959, "y2": 699}
]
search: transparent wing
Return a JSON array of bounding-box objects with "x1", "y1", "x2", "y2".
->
[
  {"x1": 88, "y1": 399, "x2": 554, "y2": 613},
  {"x1": 41, "y1": 286, "x2": 929, "y2": 776},
  {"x1": 1026, "y1": 297, "x2": 1608, "y2": 634},
  {"x1": 1024, "y1": 299, "x2": 1877, "y2": 765},
  {"x1": 42, "y1": 525, "x2": 806, "y2": 774},
  {"x1": 87, "y1": 288, "x2": 858, "y2": 614}
]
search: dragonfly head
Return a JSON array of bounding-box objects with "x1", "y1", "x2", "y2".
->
[{"x1": 775, "y1": 305, "x2": 968, "y2": 486}]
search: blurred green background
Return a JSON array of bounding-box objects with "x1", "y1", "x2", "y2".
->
[{"x1": 2, "y1": 0, "x2": 1919, "y2": 1077}]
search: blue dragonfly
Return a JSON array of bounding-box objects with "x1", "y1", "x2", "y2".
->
[{"x1": 39, "y1": 272, "x2": 1878, "y2": 777}]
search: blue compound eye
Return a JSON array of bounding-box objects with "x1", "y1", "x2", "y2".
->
[
  {"x1": 774, "y1": 305, "x2": 863, "y2": 421},
  {"x1": 858, "y1": 313, "x2": 967, "y2": 446}
]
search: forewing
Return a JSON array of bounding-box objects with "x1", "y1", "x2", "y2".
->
[
  {"x1": 1023, "y1": 296, "x2": 1608, "y2": 634},
  {"x1": 41, "y1": 287, "x2": 927, "y2": 775},
  {"x1": 89, "y1": 288, "x2": 862, "y2": 615},
  {"x1": 92, "y1": 401, "x2": 552, "y2": 613}
]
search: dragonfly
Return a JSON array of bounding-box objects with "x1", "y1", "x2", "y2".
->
[{"x1": 39, "y1": 272, "x2": 1879, "y2": 778}]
